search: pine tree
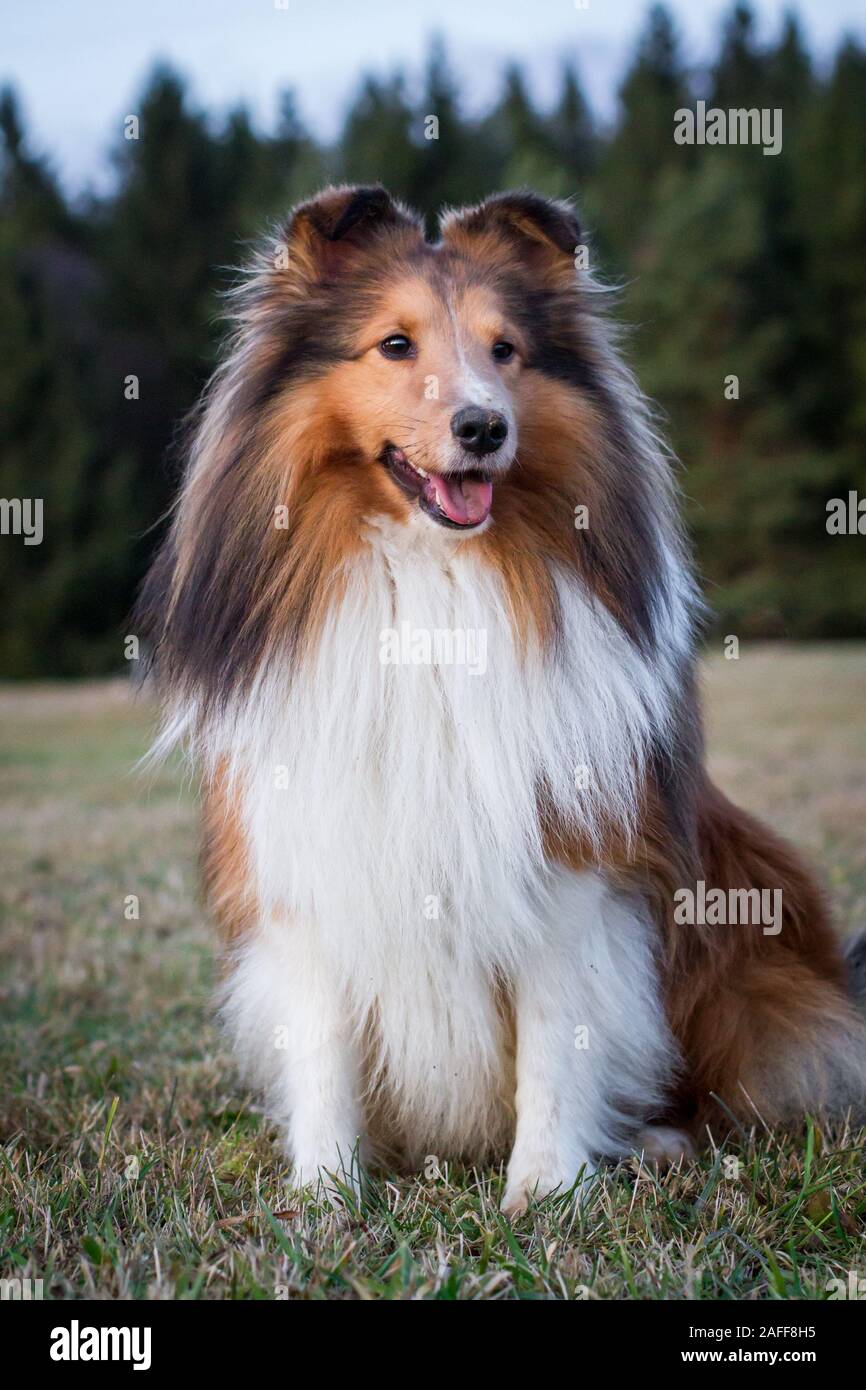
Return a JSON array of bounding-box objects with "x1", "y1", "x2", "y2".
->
[
  {"x1": 407, "y1": 38, "x2": 492, "y2": 220},
  {"x1": 481, "y1": 65, "x2": 563, "y2": 196},
  {"x1": 340, "y1": 72, "x2": 419, "y2": 202},
  {"x1": 0, "y1": 91, "x2": 133, "y2": 673},
  {"x1": 550, "y1": 63, "x2": 598, "y2": 186},
  {"x1": 710, "y1": 3, "x2": 768, "y2": 111},
  {"x1": 593, "y1": 4, "x2": 692, "y2": 267}
]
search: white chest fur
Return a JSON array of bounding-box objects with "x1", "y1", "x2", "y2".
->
[{"x1": 231, "y1": 521, "x2": 670, "y2": 962}]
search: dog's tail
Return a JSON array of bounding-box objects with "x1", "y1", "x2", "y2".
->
[{"x1": 667, "y1": 779, "x2": 866, "y2": 1131}]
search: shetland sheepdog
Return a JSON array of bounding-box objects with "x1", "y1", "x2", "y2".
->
[{"x1": 138, "y1": 186, "x2": 865, "y2": 1212}]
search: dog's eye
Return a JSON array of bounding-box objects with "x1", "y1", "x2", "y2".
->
[
  {"x1": 380, "y1": 334, "x2": 414, "y2": 359},
  {"x1": 492, "y1": 340, "x2": 515, "y2": 363}
]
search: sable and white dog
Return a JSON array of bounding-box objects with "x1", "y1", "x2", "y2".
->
[{"x1": 139, "y1": 186, "x2": 865, "y2": 1212}]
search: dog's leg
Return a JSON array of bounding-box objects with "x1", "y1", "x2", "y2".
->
[
  {"x1": 221, "y1": 918, "x2": 363, "y2": 1197},
  {"x1": 501, "y1": 956, "x2": 595, "y2": 1217},
  {"x1": 502, "y1": 869, "x2": 675, "y2": 1216}
]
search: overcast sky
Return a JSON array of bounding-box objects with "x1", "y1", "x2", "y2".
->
[{"x1": 5, "y1": 0, "x2": 865, "y2": 195}]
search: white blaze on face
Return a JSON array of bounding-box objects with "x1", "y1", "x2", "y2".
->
[{"x1": 444, "y1": 295, "x2": 516, "y2": 465}]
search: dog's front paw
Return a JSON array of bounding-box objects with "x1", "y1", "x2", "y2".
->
[
  {"x1": 501, "y1": 1147, "x2": 592, "y2": 1217},
  {"x1": 290, "y1": 1141, "x2": 364, "y2": 1206},
  {"x1": 500, "y1": 1180, "x2": 534, "y2": 1219}
]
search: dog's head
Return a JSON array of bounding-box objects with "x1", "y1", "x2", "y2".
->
[{"x1": 242, "y1": 184, "x2": 585, "y2": 535}]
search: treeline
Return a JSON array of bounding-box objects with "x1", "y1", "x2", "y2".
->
[{"x1": 1, "y1": 4, "x2": 865, "y2": 675}]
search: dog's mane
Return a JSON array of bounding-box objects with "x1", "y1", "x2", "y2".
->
[{"x1": 136, "y1": 186, "x2": 698, "y2": 730}]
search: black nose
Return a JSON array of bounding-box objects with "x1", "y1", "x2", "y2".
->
[{"x1": 450, "y1": 406, "x2": 508, "y2": 456}]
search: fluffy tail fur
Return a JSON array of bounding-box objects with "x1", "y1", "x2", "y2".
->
[{"x1": 666, "y1": 780, "x2": 866, "y2": 1134}]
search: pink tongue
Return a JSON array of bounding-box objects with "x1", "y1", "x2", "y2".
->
[{"x1": 427, "y1": 473, "x2": 494, "y2": 526}]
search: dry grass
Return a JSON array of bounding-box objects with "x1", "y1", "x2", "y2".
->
[{"x1": 1, "y1": 646, "x2": 865, "y2": 1300}]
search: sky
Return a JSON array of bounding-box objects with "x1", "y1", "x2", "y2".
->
[{"x1": 4, "y1": 0, "x2": 865, "y2": 195}]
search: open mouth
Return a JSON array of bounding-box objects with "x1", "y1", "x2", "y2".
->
[{"x1": 381, "y1": 445, "x2": 493, "y2": 529}]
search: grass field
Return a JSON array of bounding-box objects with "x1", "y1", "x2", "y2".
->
[{"x1": 1, "y1": 647, "x2": 865, "y2": 1300}]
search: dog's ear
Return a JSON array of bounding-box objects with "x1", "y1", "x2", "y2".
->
[
  {"x1": 440, "y1": 191, "x2": 581, "y2": 284},
  {"x1": 281, "y1": 185, "x2": 423, "y2": 282}
]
